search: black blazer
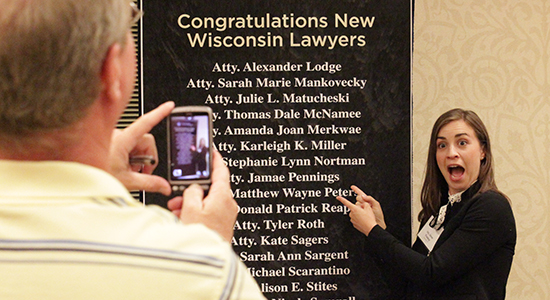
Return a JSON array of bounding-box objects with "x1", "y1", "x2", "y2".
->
[{"x1": 367, "y1": 184, "x2": 516, "y2": 300}]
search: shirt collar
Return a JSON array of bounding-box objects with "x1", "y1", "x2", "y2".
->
[
  {"x1": 446, "y1": 180, "x2": 481, "y2": 206},
  {"x1": 448, "y1": 190, "x2": 465, "y2": 206}
]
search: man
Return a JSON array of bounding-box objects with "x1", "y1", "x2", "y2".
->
[{"x1": 0, "y1": 0, "x2": 265, "y2": 299}]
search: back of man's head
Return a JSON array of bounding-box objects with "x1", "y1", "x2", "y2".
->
[{"x1": 0, "y1": 0, "x2": 130, "y2": 140}]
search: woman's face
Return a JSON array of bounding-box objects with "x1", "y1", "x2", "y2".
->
[{"x1": 436, "y1": 120, "x2": 485, "y2": 195}]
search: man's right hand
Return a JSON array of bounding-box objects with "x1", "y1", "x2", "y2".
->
[{"x1": 167, "y1": 149, "x2": 237, "y2": 242}]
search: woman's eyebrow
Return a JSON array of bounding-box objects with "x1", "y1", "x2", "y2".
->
[{"x1": 437, "y1": 132, "x2": 469, "y2": 140}]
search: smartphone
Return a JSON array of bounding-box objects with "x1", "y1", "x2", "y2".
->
[{"x1": 167, "y1": 106, "x2": 213, "y2": 192}]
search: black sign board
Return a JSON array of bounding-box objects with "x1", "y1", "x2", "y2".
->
[{"x1": 141, "y1": 1, "x2": 412, "y2": 299}]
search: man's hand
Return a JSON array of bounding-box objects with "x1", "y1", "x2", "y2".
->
[
  {"x1": 167, "y1": 150, "x2": 237, "y2": 242},
  {"x1": 109, "y1": 101, "x2": 174, "y2": 195}
]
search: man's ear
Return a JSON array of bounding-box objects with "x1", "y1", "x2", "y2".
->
[{"x1": 100, "y1": 43, "x2": 123, "y2": 104}]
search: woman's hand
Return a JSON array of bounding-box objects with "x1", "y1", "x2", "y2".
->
[
  {"x1": 351, "y1": 185, "x2": 387, "y2": 230},
  {"x1": 336, "y1": 185, "x2": 386, "y2": 236}
]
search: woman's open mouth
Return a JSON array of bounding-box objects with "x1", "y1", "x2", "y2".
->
[{"x1": 448, "y1": 165, "x2": 465, "y2": 181}]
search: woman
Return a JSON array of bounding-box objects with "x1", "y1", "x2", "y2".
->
[
  {"x1": 337, "y1": 108, "x2": 516, "y2": 300},
  {"x1": 190, "y1": 138, "x2": 208, "y2": 176}
]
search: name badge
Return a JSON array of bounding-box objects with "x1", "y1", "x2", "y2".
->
[{"x1": 418, "y1": 216, "x2": 444, "y2": 253}]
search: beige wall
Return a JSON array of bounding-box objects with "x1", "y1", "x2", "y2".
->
[{"x1": 413, "y1": 1, "x2": 550, "y2": 299}]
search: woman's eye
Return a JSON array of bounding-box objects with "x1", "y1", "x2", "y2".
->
[
  {"x1": 437, "y1": 143, "x2": 446, "y2": 149},
  {"x1": 459, "y1": 140, "x2": 468, "y2": 146}
]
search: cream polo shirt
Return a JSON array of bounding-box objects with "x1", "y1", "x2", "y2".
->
[{"x1": 0, "y1": 160, "x2": 265, "y2": 300}]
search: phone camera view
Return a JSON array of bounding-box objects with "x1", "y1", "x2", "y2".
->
[{"x1": 170, "y1": 114, "x2": 210, "y2": 181}]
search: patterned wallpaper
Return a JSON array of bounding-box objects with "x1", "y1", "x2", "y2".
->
[{"x1": 413, "y1": 1, "x2": 550, "y2": 298}]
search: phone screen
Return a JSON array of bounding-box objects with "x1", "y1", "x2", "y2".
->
[{"x1": 169, "y1": 111, "x2": 211, "y2": 183}]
